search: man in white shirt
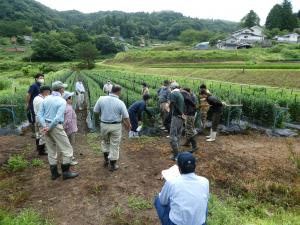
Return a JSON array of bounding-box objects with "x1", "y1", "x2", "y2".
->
[
  {"x1": 154, "y1": 152, "x2": 209, "y2": 225},
  {"x1": 94, "y1": 85, "x2": 131, "y2": 171},
  {"x1": 75, "y1": 80, "x2": 85, "y2": 110},
  {"x1": 33, "y1": 85, "x2": 51, "y2": 155},
  {"x1": 103, "y1": 80, "x2": 113, "y2": 95}
]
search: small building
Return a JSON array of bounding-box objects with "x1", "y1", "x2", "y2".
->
[
  {"x1": 274, "y1": 33, "x2": 300, "y2": 43},
  {"x1": 217, "y1": 26, "x2": 264, "y2": 49},
  {"x1": 194, "y1": 42, "x2": 210, "y2": 50}
]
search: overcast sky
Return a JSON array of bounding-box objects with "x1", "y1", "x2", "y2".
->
[{"x1": 36, "y1": 0, "x2": 300, "y2": 24}]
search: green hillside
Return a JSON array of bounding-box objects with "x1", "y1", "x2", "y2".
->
[{"x1": 0, "y1": 0, "x2": 238, "y2": 39}]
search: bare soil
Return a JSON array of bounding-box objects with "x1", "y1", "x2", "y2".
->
[{"x1": 0, "y1": 112, "x2": 299, "y2": 225}]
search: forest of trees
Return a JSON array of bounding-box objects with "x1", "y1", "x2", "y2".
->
[
  {"x1": 0, "y1": 0, "x2": 238, "y2": 40},
  {"x1": 0, "y1": 0, "x2": 299, "y2": 63}
]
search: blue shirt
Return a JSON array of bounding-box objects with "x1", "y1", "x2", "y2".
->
[
  {"x1": 28, "y1": 82, "x2": 41, "y2": 110},
  {"x1": 128, "y1": 100, "x2": 146, "y2": 115},
  {"x1": 158, "y1": 86, "x2": 171, "y2": 103},
  {"x1": 159, "y1": 173, "x2": 209, "y2": 225},
  {"x1": 93, "y1": 94, "x2": 129, "y2": 123},
  {"x1": 38, "y1": 92, "x2": 67, "y2": 130}
]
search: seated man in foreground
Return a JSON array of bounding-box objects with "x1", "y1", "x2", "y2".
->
[{"x1": 154, "y1": 152, "x2": 209, "y2": 225}]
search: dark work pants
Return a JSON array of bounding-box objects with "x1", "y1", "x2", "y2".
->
[
  {"x1": 170, "y1": 116, "x2": 183, "y2": 154},
  {"x1": 27, "y1": 108, "x2": 35, "y2": 124},
  {"x1": 154, "y1": 196, "x2": 176, "y2": 225},
  {"x1": 129, "y1": 112, "x2": 138, "y2": 132},
  {"x1": 211, "y1": 111, "x2": 221, "y2": 132}
]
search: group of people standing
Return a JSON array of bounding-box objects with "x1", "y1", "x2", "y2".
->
[
  {"x1": 26, "y1": 75, "x2": 86, "y2": 180},
  {"x1": 156, "y1": 80, "x2": 224, "y2": 160},
  {"x1": 25, "y1": 74, "x2": 223, "y2": 225}
]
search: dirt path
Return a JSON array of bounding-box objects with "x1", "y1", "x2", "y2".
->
[{"x1": 0, "y1": 109, "x2": 299, "y2": 224}]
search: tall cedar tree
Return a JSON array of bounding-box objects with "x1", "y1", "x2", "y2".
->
[
  {"x1": 281, "y1": 0, "x2": 298, "y2": 31},
  {"x1": 265, "y1": 0, "x2": 298, "y2": 31},
  {"x1": 240, "y1": 10, "x2": 260, "y2": 28}
]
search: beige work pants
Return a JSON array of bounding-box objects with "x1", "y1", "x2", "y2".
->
[
  {"x1": 44, "y1": 124, "x2": 73, "y2": 165},
  {"x1": 100, "y1": 123, "x2": 122, "y2": 161}
]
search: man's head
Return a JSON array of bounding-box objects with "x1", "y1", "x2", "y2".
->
[
  {"x1": 170, "y1": 82, "x2": 180, "y2": 90},
  {"x1": 107, "y1": 80, "x2": 111, "y2": 84},
  {"x1": 199, "y1": 84, "x2": 207, "y2": 93},
  {"x1": 52, "y1": 81, "x2": 68, "y2": 94},
  {"x1": 111, "y1": 85, "x2": 122, "y2": 96},
  {"x1": 163, "y1": 80, "x2": 170, "y2": 86},
  {"x1": 200, "y1": 89, "x2": 210, "y2": 98},
  {"x1": 63, "y1": 91, "x2": 74, "y2": 104},
  {"x1": 142, "y1": 94, "x2": 151, "y2": 102},
  {"x1": 40, "y1": 85, "x2": 51, "y2": 97},
  {"x1": 177, "y1": 152, "x2": 196, "y2": 174},
  {"x1": 142, "y1": 82, "x2": 147, "y2": 87},
  {"x1": 35, "y1": 73, "x2": 44, "y2": 84},
  {"x1": 183, "y1": 87, "x2": 191, "y2": 93}
]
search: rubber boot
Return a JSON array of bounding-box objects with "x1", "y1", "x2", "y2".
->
[
  {"x1": 38, "y1": 144, "x2": 47, "y2": 156},
  {"x1": 31, "y1": 124, "x2": 36, "y2": 138},
  {"x1": 103, "y1": 152, "x2": 109, "y2": 167},
  {"x1": 206, "y1": 129, "x2": 212, "y2": 139},
  {"x1": 109, "y1": 160, "x2": 119, "y2": 171},
  {"x1": 35, "y1": 139, "x2": 40, "y2": 151},
  {"x1": 61, "y1": 164, "x2": 79, "y2": 180},
  {"x1": 206, "y1": 132, "x2": 217, "y2": 142},
  {"x1": 189, "y1": 137, "x2": 199, "y2": 153},
  {"x1": 50, "y1": 165, "x2": 61, "y2": 180}
]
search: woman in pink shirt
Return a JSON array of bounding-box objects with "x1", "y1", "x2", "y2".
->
[{"x1": 63, "y1": 91, "x2": 78, "y2": 166}]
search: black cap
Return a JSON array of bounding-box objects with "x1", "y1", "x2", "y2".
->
[
  {"x1": 40, "y1": 85, "x2": 51, "y2": 92},
  {"x1": 177, "y1": 152, "x2": 196, "y2": 174}
]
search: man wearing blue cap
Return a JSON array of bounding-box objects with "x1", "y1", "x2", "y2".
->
[{"x1": 154, "y1": 152, "x2": 209, "y2": 225}]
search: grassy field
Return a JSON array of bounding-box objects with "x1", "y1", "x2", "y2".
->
[
  {"x1": 101, "y1": 63, "x2": 300, "y2": 89},
  {"x1": 111, "y1": 44, "x2": 300, "y2": 64},
  {"x1": 0, "y1": 46, "x2": 300, "y2": 224}
]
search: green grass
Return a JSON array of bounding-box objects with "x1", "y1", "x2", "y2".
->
[
  {"x1": 207, "y1": 195, "x2": 300, "y2": 225},
  {"x1": 6, "y1": 155, "x2": 29, "y2": 172},
  {"x1": 127, "y1": 195, "x2": 153, "y2": 210},
  {"x1": 31, "y1": 159, "x2": 44, "y2": 167},
  {"x1": 100, "y1": 63, "x2": 300, "y2": 89},
  {"x1": 111, "y1": 45, "x2": 300, "y2": 64},
  {"x1": 149, "y1": 62, "x2": 300, "y2": 69},
  {"x1": 0, "y1": 208, "x2": 53, "y2": 225},
  {"x1": 87, "y1": 133, "x2": 101, "y2": 153}
]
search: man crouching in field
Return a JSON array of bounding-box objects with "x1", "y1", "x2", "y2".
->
[
  {"x1": 38, "y1": 81, "x2": 79, "y2": 180},
  {"x1": 154, "y1": 152, "x2": 209, "y2": 225}
]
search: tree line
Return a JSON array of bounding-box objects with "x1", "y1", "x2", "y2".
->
[{"x1": 0, "y1": 0, "x2": 238, "y2": 40}]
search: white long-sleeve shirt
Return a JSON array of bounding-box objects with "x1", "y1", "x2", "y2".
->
[
  {"x1": 33, "y1": 94, "x2": 45, "y2": 123},
  {"x1": 159, "y1": 173, "x2": 209, "y2": 225},
  {"x1": 75, "y1": 81, "x2": 85, "y2": 93}
]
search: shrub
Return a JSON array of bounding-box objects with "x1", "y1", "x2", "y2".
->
[
  {"x1": 0, "y1": 209, "x2": 52, "y2": 225},
  {"x1": 7, "y1": 155, "x2": 29, "y2": 172},
  {"x1": 31, "y1": 159, "x2": 44, "y2": 167},
  {"x1": 0, "y1": 80, "x2": 12, "y2": 91},
  {"x1": 281, "y1": 49, "x2": 300, "y2": 59}
]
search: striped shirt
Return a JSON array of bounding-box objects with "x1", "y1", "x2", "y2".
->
[{"x1": 93, "y1": 94, "x2": 129, "y2": 123}]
